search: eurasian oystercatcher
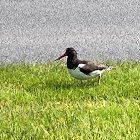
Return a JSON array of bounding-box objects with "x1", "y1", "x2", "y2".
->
[{"x1": 55, "y1": 48, "x2": 115, "y2": 84}]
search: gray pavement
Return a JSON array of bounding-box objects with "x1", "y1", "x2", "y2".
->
[{"x1": 0, "y1": 0, "x2": 140, "y2": 64}]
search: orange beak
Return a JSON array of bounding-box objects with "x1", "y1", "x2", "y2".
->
[{"x1": 55, "y1": 53, "x2": 67, "y2": 61}]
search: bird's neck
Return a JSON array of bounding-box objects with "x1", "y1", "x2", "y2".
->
[{"x1": 67, "y1": 55, "x2": 78, "y2": 69}]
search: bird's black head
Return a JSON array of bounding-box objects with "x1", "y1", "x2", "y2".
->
[
  {"x1": 66, "y1": 48, "x2": 77, "y2": 58},
  {"x1": 55, "y1": 47, "x2": 77, "y2": 61}
]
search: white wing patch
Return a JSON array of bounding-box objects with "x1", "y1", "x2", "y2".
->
[{"x1": 78, "y1": 64, "x2": 86, "y2": 68}]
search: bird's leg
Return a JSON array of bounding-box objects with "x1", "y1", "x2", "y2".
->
[
  {"x1": 98, "y1": 74, "x2": 101, "y2": 84},
  {"x1": 80, "y1": 80, "x2": 83, "y2": 86}
]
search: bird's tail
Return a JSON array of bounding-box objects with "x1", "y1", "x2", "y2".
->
[{"x1": 106, "y1": 66, "x2": 116, "y2": 71}]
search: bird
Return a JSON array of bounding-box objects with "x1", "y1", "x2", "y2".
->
[{"x1": 55, "y1": 48, "x2": 115, "y2": 84}]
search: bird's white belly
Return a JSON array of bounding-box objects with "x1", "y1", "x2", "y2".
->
[{"x1": 68, "y1": 67, "x2": 103, "y2": 80}]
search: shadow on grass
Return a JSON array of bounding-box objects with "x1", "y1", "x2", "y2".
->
[{"x1": 24, "y1": 78, "x2": 99, "y2": 93}]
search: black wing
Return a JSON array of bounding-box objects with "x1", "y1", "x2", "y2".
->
[{"x1": 79, "y1": 62, "x2": 108, "y2": 75}]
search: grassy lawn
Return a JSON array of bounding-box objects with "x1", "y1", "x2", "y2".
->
[{"x1": 0, "y1": 62, "x2": 139, "y2": 140}]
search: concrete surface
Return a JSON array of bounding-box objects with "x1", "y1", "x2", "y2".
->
[{"x1": 0, "y1": 0, "x2": 140, "y2": 64}]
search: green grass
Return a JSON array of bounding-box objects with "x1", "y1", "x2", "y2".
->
[{"x1": 0, "y1": 62, "x2": 140, "y2": 140}]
